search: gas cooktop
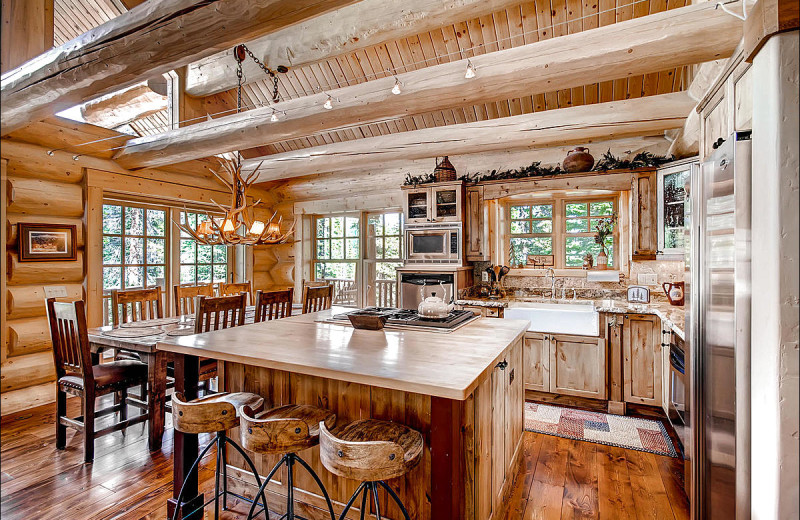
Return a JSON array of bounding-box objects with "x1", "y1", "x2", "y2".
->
[{"x1": 330, "y1": 307, "x2": 479, "y2": 331}]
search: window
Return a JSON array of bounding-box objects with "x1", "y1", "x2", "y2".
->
[
  {"x1": 657, "y1": 163, "x2": 692, "y2": 255},
  {"x1": 102, "y1": 203, "x2": 167, "y2": 324},
  {"x1": 101, "y1": 202, "x2": 232, "y2": 325},
  {"x1": 508, "y1": 196, "x2": 618, "y2": 269},
  {"x1": 179, "y1": 211, "x2": 229, "y2": 285},
  {"x1": 367, "y1": 212, "x2": 403, "y2": 307},
  {"x1": 311, "y1": 211, "x2": 404, "y2": 307}
]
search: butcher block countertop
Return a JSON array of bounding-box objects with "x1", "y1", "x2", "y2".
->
[{"x1": 157, "y1": 307, "x2": 530, "y2": 401}]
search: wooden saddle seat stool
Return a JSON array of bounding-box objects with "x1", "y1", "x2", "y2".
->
[
  {"x1": 319, "y1": 419, "x2": 424, "y2": 520},
  {"x1": 46, "y1": 298, "x2": 149, "y2": 463},
  {"x1": 171, "y1": 392, "x2": 268, "y2": 520},
  {"x1": 239, "y1": 404, "x2": 338, "y2": 520}
]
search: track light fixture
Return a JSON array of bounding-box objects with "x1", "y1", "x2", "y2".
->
[
  {"x1": 323, "y1": 94, "x2": 334, "y2": 110},
  {"x1": 46, "y1": 150, "x2": 55, "y2": 157},
  {"x1": 270, "y1": 109, "x2": 280, "y2": 122},
  {"x1": 391, "y1": 77, "x2": 403, "y2": 95},
  {"x1": 465, "y1": 60, "x2": 477, "y2": 79}
]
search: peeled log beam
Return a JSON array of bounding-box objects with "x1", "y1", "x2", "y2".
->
[
  {"x1": 0, "y1": 0, "x2": 363, "y2": 135},
  {"x1": 115, "y1": 2, "x2": 742, "y2": 169},
  {"x1": 6, "y1": 177, "x2": 83, "y2": 217},
  {"x1": 7, "y1": 251, "x2": 84, "y2": 285},
  {"x1": 0, "y1": 352, "x2": 55, "y2": 392},
  {"x1": 186, "y1": 0, "x2": 532, "y2": 97},
  {"x1": 245, "y1": 93, "x2": 695, "y2": 182},
  {"x1": 6, "y1": 284, "x2": 85, "y2": 320},
  {"x1": 6, "y1": 317, "x2": 51, "y2": 357},
  {"x1": 81, "y1": 82, "x2": 167, "y2": 128},
  {"x1": 7, "y1": 216, "x2": 84, "y2": 248},
  {"x1": 2, "y1": 140, "x2": 86, "y2": 183}
]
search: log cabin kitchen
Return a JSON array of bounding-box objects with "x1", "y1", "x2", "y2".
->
[{"x1": 0, "y1": 0, "x2": 797, "y2": 519}]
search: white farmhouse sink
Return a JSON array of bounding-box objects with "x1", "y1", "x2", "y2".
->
[{"x1": 503, "y1": 301, "x2": 599, "y2": 336}]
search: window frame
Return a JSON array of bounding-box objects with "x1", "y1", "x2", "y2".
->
[
  {"x1": 657, "y1": 161, "x2": 696, "y2": 257},
  {"x1": 505, "y1": 194, "x2": 620, "y2": 270},
  {"x1": 100, "y1": 199, "x2": 234, "y2": 325},
  {"x1": 177, "y1": 209, "x2": 232, "y2": 287}
]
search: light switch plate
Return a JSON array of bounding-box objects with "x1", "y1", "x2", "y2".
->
[
  {"x1": 638, "y1": 273, "x2": 658, "y2": 286},
  {"x1": 44, "y1": 286, "x2": 68, "y2": 298},
  {"x1": 481, "y1": 272, "x2": 489, "y2": 282}
]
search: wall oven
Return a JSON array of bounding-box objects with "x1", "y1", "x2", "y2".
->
[{"x1": 404, "y1": 223, "x2": 462, "y2": 265}]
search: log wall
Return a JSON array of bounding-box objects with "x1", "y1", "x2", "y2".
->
[{"x1": 2, "y1": 148, "x2": 86, "y2": 406}]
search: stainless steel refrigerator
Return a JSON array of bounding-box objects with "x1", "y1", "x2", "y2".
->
[{"x1": 686, "y1": 131, "x2": 751, "y2": 519}]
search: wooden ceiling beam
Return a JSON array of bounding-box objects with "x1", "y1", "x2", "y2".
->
[
  {"x1": 0, "y1": 0, "x2": 363, "y2": 136},
  {"x1": 80, "y1": 81, "x2": 167, "y2": 128},
  {"x1": 185, "y1": 0, "x2": 535, "y2": 97},
  {"x1": 113, "y1": 1, "x2": 742, "y2": 170},
  {"x1": 240, "y1": 92, "x2": 695, "y2": 182}
]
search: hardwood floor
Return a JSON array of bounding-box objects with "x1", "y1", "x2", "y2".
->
[{"x1": 1, "y1": 397, "x2": 689, "y2": 519}]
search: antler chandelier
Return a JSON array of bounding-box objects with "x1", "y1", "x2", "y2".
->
[
  {"x1": 175, "y1": 159, "x2": 294, "y2": 246},
  {"x1": 175, "y1": 44, "x2": 293, "y2": 246}
]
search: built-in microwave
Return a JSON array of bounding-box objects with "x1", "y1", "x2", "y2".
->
[{"x1": 404, "y1": 223, "x2": 462, "y2": 265}]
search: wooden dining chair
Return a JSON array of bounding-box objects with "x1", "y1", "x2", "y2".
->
[
  {"x1": 302, "y1": 284, "x2": 333, "y2": 313},
  {"x1": 173, "y1": 284, "x2": 214, "y2": 316},
  {"x1": 254, "y1": 289, "x2": 294, "y2": 322},
  {"x1": 192, "y1": 293, "x2": 248, "y2": 390},
  {"x1": 111, "y1": 287, "x2": 164, "y2": 327},
  {"x1": 218, "y1": 281, "x2": 253, "y2": 304},
  {"x1": 46, "y1": 298, "x2": 149, "y2": 463}
]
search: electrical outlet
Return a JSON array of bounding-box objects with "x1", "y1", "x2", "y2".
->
[
  {"x1": 638, "y1": 273, "x2": 658, "y2": 286},
  {"x1": 44, "y1": 286, "x2": 68, "y2": 298},
  {"x1": 481, "y1": 271, "x2": 489, "y2": 282}
]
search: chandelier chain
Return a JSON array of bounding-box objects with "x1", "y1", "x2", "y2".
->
[{"x1": 242, "y1": 44, "x2": 281, "y2": 103}]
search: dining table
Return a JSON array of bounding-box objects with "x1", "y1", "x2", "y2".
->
[{"x1": 86, "y1": 304, "x2": 302, "y2": 451}]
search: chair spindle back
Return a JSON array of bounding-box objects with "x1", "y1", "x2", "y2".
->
[
  {"x1": 174, "y1": 284, "x2": 214, "y2": 316},
  {"x1": 111, "y1": 287, "x2": 163, "y2": 327},
  {"x1": 254, "y1": 289, "x2": 294, "y2": 322},
  {"x1": 46, "y1": 298, "x2": 94, "y2": 381},
  {"x1": 194, "y1": 293, "x2": 247, "y2": 333},
  {"x1": 302, "y1": 284, "x2": 333, "y2": 314}
]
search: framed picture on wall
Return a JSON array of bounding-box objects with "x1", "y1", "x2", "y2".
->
[{"x1": 18, "y1": 223, "x2": 77, "y2": 262}]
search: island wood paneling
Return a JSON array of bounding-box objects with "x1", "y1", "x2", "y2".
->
[{"x1": 220, "y1": 335, "x2": 524, "y2": 520}]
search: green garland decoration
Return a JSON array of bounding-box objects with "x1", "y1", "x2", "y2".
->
[{"x1": 402, "y1": 150, "x2": 674, "y2": 186}]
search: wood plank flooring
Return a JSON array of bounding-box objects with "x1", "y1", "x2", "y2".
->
[{"x1": 1, "y1": 397, "x2": 689, "y2": 519}]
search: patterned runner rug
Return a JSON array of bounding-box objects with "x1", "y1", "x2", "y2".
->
[{"x1": 524, "y1": 402, "x2": 677, "y2": 457}]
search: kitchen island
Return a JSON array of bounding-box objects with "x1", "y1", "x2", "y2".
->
[{"x1": 157, "y1": 307, "x2": 529, "y2": 520}]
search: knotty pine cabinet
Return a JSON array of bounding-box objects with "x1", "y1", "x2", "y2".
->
[
  {"x1": 465, "y1": 185, "x2": 489, "y2": 261},
  {"x1": 475, "y1": 337, "x2": 524, "y2": 519},
  {"x1": 631, "y1": 170, "x2": 658, "y2": 259},
  {"x1": 622, "y1": 313, "x2": 663, "y2": 407},
  {"x1": 402, "y1": 181, "x2": 464, "y2": 224},
  {"x1": 523, "y1": 332, "x2": 607, "y2": 399}
]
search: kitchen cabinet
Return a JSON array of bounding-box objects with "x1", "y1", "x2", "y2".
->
[
  {"x1": 402, "y1": 181, "x2": 464, "y2": 224},
  {"x1": 622, "y1": 313, "x2": 662, "y2": 406},
  {"x1": 476, "y1": 337, "x2": 524, "y2": 519},
  {"x1": 523, "y1": 332, "x2": 606, "y2": 399},
  {"x1": 549, "y1": 333, "x2": 607, "y2": 399},
  {"x1": 631, "y1": 170, "x2": 658, "y2": 259},
  {"x1": 457, "y1": 304, "x2": 503, "y2": 318},
  {"x1": 465, "y1": 185, "x2": 489, "y2": 261},
  {"x1": 523, "y1": 332, "x2": 550, "y2": 392}
]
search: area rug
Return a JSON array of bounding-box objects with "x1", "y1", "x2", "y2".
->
[{"x1": 524, "y1": 402, "x2": 677, "y2": 457}]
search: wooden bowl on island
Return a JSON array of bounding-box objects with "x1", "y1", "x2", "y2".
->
[{"x1": 347, "y1": 311, "x2": 388, "y2": 330}]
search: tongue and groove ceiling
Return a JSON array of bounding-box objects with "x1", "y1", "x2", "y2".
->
[{"x1": 49, "y1": 0, "x2": 690, "y2": 153}]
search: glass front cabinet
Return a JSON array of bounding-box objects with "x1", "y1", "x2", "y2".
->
[
  {"x1": 402, "y1": 181, "x2": 464, "y2": 224},
  {"x1": 657, "y1": 159, "x2": 698, "y2": 257}
]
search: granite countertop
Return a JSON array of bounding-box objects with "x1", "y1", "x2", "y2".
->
[{"x1": 455, "y1": 297, "x2": 685, "y2": 339}]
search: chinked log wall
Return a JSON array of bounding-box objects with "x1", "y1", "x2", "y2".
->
[{"x1": 0, "y1": 139, "x2": 278, "y2": 415}]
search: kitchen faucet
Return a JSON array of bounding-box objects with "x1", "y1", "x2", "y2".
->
[{"x1": 544, "y1": 267, "x2": 556, "y2": 300}]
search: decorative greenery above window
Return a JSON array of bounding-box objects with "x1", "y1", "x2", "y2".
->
[{"x1": 508, "y1": 196, "x2": 619, "y2": 269}]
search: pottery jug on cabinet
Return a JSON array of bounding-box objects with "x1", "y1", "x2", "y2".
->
[{"x1": 662, "y1": 281, "x2": 685, "y2": 306}]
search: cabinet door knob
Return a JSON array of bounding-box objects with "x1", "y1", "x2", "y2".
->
[{"x1": 496, "y1": 360, "x2": 508, "y2": 370}]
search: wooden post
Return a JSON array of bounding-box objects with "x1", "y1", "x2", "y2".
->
[
  {"x1": 0, "y1": 0, "x2": 54, "y2": 73},
  {"x1": 85, "y1": 185, "x2": 103, "y2": 327},
  {"x1": 430, "y1": 396, "x2": 467, "y2": 519}
]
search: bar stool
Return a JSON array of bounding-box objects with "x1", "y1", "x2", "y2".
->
[
  {"x1": 319, "y1": 419, "x2": 423, "y2": 520},
  {"x1": 240, "y1": 404, "x2": 338, "y2": 520},
  {"x1": 171, "y1": 392, "x2": 269, "y2": 520}
]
